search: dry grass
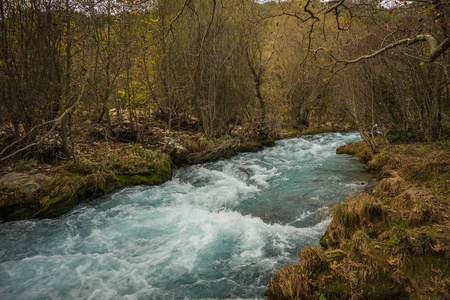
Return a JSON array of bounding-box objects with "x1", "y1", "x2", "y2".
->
[
  {"x1": 265, "y1": 265, "x2": 315, "y2": 299},
  {"x1": 299, "y1": 246, "x2": 328, "y2": 273},
  {"x1": 350, "y1": 231, "x2": 378, "y2": 274},
  {"x1": 377, "y1": 175, "x2": 404, "y2": 196},
  {"x1": 406, "y1": 201, "x2": 444, "y2": 227},
  {"x1": 391, "y1": 268, "x2": 409, "y2": 287},
  {"x1": 323, "y1": 195, "x2": 386, "y2": 247},
  {"x1": 336, "y1": 141, "x2": 374, "y2": 162},
  {"x1": 393, "y1": 192, "x2": 415, "y2": 209},
  {"x1": 373, "y1": 142, "x2": 449, "y2": 193},
  {"x1": 183, "y1": 138, "x2": 211, "y2": 153},
  {"x1": 431, "y1": 240, "x2": 450, "y2": 256},
  {"x1": 267, "y1": 140, "x2": 450, "y2": 299},
  {"x1": 328, "y1": 258, "x2": 365, "y2": 289},
  {"x1": 428, "y1": 268, "x2": 450, "y2": 299}
]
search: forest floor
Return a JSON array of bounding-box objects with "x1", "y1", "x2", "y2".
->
[
  {"x1": 0, "y1": 119, "x2": 308, "y2": 221},
  {"x1": 265, "y1": 139, "x2": 450, "y2": 299}
]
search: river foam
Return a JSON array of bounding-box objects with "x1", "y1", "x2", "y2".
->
[{"x1": 0, "y1": 131, "x2": 372, "y2": 299}]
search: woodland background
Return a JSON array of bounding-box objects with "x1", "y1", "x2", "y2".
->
[{"x1": 0, "y1": 0, "x2": 449, "y2": 164}]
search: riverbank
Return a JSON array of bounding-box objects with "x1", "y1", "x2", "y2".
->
[
  {"x1": 0, "y1": 125, "x2": 303, "y2": 222},
  {"x1": 265, "y1": 140, "x2": 450, "y2": 299},
  {"x1": 0, "y1": 130, "x2": 371, "y2": 299}
]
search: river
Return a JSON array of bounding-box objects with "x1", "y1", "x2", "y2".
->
[{"x1": 0, "y1": 131, "x2": 373, "y2": 299}]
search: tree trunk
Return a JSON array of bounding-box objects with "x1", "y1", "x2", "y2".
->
[{"x1": 61, "y1": 0, "x2": 76, "y2": 162}]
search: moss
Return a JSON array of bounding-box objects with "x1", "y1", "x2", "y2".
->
[
  {"x1": 261, "y1": 137, "x2": 275, "y2": 146},
  {"x1": 284, "y1": 132, "x2": 299, "y2": 138},
  {"x1": 18, "y1": 154, "x2": 174, "y2": 220},
  {"x1": 336, "y1": 141, "x2": 374, "y2": 163},
  {"x1": 0, "y1": 195, "x2": 40, "y2": 221},
  {"x1": 225, "y1": 148, "x2": 236, "y2": 158},
  {"x1": 34, "y1": 193, "x2": 79, "y2": 219},
  {"x1": 200, "y1": 152, "x2": 216, "y2": 163},
  {"x1": 218, "y1": 134, "x2": 232, "y2": 141},
  {"x1": 239, "y1": 141, "x2": 263, "y2": 152},
  {"x1": 320, "y1": 230, "x2": 335, "y2": 249},
  {"x1": 125, "y1": 173, "x2": 170, "y2": 185},
  {"x1": 104, "y1": 178, "x2": 128, "y2": 194},
  {"x1": 8, "y1": 207, "x2": 37, "y2": 221}
]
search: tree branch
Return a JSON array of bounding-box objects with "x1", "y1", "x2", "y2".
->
[
  {"x1": 150, "y1": 0, "x2": 192, "y2": 47},
  {"x1": 340, "y1": 34, "x2": 450, "y2": 64},
  {"x1": 0, "y1": 67, "x2": 91, "y2": 162},
  {"x1": 429, "y1": 36, "x2": 450, "y2": 62},
  {"x1": 325, "y1": 0, "x2": 346, "y2": 14}
]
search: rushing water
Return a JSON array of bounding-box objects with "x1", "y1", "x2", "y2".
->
[{"x1": 0, "y1": 132, "x2": 374, "y2": 300}]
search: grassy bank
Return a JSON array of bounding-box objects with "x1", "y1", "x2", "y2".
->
[
  {"x1": 0, "y1": 127, "x2": 296, "y2": 222},
  {"x1": 0, "y1": 146, "x2": 174, "y2": 221},
  {"x1": 265, "y1": 140, "x2": 450, "y2": 299}
]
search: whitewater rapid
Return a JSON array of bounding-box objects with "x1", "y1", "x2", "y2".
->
[{"x1": 0, "y1": 131, "x2": 373, "y2": 299}]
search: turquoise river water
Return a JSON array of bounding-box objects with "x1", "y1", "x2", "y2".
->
[{"x1": 0, "y1": 131, "x2": 374, "y2": 299}]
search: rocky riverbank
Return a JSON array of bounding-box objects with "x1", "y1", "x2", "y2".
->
[
  {"x1": 0, "y1": 127, "x2": 300, "y2": 222},
  {"x1": 265, "y1": 140, "x2": 450, "y2": 299}
]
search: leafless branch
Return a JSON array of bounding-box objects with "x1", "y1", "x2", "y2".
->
[
  {"x1": 150, "y1": 0, "x2": 193, "y2": 47},
  {"x1": 339, "y1": 34, "x2": 450, "y2": 64},
  {"x1": 325, "y1": 0, "x2": 346, "y2": 14},
  {"x1": 0, "y1": 58, "x2": 92, "y2": 162}
]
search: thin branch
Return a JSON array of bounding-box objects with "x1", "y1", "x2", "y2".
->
[
  {"x1": 149, "y1": 0, "x2": 192, "y2": 47},
  {"x1": 0, "y1": 65, "x2": 92, "y2": 162},
  {"x1": 339, "y1": 34, "x2": 450, "y2": 64},
  {"x1": 191, "y1": 0, "x2": 216, "y2": 80},
  {"x1": 304, "y1": 0, "x2": 320, "y2": 21},
  {"x1": 325, "y1": 0, "x2": 346, "y2": 14}
]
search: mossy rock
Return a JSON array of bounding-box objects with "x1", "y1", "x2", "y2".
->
[
  {"x1": 198, "y1": 152, "x2": 216, "y2": 163},
  {"x1": 336, "y1": 141, "x2": 374, "y2": 162},
  {"x1": 171, "y1": 153, "x2": 188, "y2": 166},
  {"x1": 123, "y1": 172, "x2": 172, "y2": 186},
  {"x1": 104, "y1": 178, "x2": 128, "y2": 194},
  {"x1": 283, "y1": 132, "x2": 300, "y2": 138},
  {"x1": 255, "y1": 130, "x2": 275, "y2": 146},
  {"x1": 9, "y1": 207, "x2": 38, "y2": 221},
  {"x1": 0, "y1": 194, "x2": 40, "y2": 221},
  {"x1": 28, "y1": 159, "x2": 174, "y2": 220},
  {"x1": 239, "y1": 141, "x2": 264, "y2": 152},
  {"x1": 225, "y1": 148, "x2": 237, "y2": 158},
  {"x1": 261, "y1": 137, "x2": 275, "y2": 146},
  {"x1": 34, "y1": 193, "x2": 79, "y2": 219}
]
